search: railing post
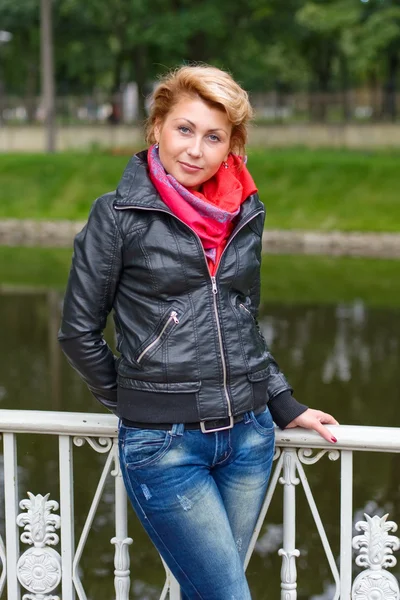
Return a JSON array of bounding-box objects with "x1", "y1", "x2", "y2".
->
[
  {"x1": 112, "y1": 442, "x2": 133, "y2": 600},
  {"x1": 169, "y1": 573, "x2": 181, "y2": 599},
  {"x1": 59, "y1": 435, "x2": 76, "y2": 600},
  {"x1": 279, "y1": 448, "x2": 300, "y2": 600},
  {"x1": 3, "y1": 432, "x2": 21, "y2": 600},
  {"x1": 340, "y1": 450, "x2": 353, "y2": 599}
]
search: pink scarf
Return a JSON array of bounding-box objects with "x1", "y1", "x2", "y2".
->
[{"x1": 148, "y1": 145, "x2": 257, "y2": 273}]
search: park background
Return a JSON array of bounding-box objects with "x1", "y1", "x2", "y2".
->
[{"x1": 1, "y1": 0, "x2": 400, "y2": 599}]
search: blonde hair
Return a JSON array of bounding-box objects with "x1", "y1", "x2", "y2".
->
[{"x1": 146, "y1": 64, "x2": 253, "y2": 156}]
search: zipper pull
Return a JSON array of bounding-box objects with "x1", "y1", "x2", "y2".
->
[
  {"x1": 240, "y1": 303, "x2": 251, "y2": 315},
  {"x1": 211, "y1": 277, "x2": 218, "y2": 295},
  {"x1": 170, "y1": 311, "x2": 179, "y2": 324}
]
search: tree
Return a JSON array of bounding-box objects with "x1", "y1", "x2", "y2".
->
[
  {"x1": 0, "y1": 0, "x2": 40, "y2": 119},
  {"x1": 295, "y1": 0, "x2": 361, "y2": 121},
  {"x1": 352, "y1": 1, "x2": 400, "y2": 120}
]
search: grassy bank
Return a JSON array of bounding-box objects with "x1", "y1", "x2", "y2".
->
[
  {"x1": 1, "y1": 149, "x2": 399, "y2": 231},
  {"x1": 1, "y1": 247, "x2": 399, "y2": 308}
]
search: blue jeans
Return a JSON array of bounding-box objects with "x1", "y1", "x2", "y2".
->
[{"x1": 118, "y1": 407, "x2": 275, "y2": 600}]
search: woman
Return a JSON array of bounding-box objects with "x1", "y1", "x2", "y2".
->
[{"x1": 59, "y1": 65, "x2": 338, "y2": 599}]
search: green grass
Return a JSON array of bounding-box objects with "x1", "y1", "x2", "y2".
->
[
  {"x1": 247, "y1": 148, "x2": 400, "y2": 232},
  {"x1": 0, "y1": 247, "x2": 398, "y2": 308},
  {"x1": 0, "y1": 153, "x2": 128, "y2": 220},
  {"x1": 1, "y1": 149, "x2": 400, "y2": 231}
]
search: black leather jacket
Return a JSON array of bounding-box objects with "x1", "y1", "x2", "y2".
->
[{"x1": 58, "y1": 151, "x2": 307, "y2": 428}]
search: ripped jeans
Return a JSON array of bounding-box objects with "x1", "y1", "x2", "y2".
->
[{"x1": 118, "y1": 407, "x2": 275, "y2": 600}]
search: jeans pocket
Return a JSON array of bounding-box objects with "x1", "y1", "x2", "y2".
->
[
  {"x1": 250, "y1": 406, "x2": 275, "y2": 436},
  {"x1": 121, "y1": 427, "x2": 172, "y2": 470}
]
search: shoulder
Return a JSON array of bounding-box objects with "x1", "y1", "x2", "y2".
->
[
  {"x1": 89, "y1": 149, "x2": 151, "y2": 217},
  {"x1": 88, "y1": 192, "x2": 118, "y2": 225}
]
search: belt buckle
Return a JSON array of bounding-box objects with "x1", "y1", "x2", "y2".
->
[{"x1": 200, "y1": 416, "x2": 234, "y2": 434}]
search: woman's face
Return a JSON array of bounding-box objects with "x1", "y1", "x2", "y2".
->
[{"x1": 154, "y1": 96, "x2": 232, "y2": 190}]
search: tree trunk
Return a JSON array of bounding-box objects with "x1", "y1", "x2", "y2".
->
[
  {"x1": 368, "y1": 70, "x2": 380, "y2": 122},
  {"x1": 382, "y1": 52, "x2": 398, "y2": 122},
  {"x1": 187, "y1": 32, "x2": 209, "y2": 63},
  {"x1": 112, "y1": 51, "x2": 123, "y2": 95},
  {"x1": 133, "y1": 45, "x2": 147, "y2": 122},
  {"x1": 340, "y1": 55, "x2": 351, "y2": 122},
  {"x1": 25, "y1": 60, "x2": 38, "y2": 123},
  {"x1": 316, "y1": 72, "x2": 330, "y2": 122},
  {"x1": 40, "y1": 0, "x2": 56, "y2": 152}
]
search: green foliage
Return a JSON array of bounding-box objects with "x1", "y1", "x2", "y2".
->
[
  {"x1": 2, "y1": 0, "x2": 399, "y2": 100},
  {"x1": 352, "y1": 6, "x2": 400, "y2": 75},
  {"x1": 296, "y1": 1, "x2": 361, "y2": 34},
  {"x1": 0, "y1": 0, "x2": 40, "y2": 96}
]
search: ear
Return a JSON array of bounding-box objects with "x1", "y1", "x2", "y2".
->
[{"x1": 154, "y1": 119, "x2": 161, "y2": 143}]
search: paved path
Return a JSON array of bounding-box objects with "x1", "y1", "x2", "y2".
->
[{"x1": 0, "y1": 219, "x2": 399, "y2": 259}]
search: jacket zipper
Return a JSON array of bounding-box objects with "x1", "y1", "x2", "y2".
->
[
  {"x1": 136, "y1": 310, "x2": 179, "y2": 364},
  {"x1": 210, "y1": 275, "x2": 231, "y2": 410},
  {"x1": 115, "y1": 203, "x2": 263, "y2": 417},
  {"x1": 239, "y1": 303, "x2": 252, "y2": 316}
]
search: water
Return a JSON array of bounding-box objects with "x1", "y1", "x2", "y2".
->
[{"x1": 1, "y1": 287, "x2": 400, "y2": 598}]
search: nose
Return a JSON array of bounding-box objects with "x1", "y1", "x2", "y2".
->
[{"x1": 187, "y1": 136, "x2": 203, "y2": 158}]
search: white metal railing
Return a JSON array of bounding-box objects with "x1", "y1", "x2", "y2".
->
[{"x1": 1, "y1": 409, "x2": 400, "y2": 599}]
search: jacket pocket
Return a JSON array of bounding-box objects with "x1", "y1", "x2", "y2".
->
[
  {"x1": 117, "y1": 377, "x2": 201, "y2": 393},
  {"x1": 133, "y1": 308, "x2": 182, "y2": 366}
]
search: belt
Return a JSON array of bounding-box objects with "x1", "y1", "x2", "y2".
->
[{"x1": 121, "y1": 407, "x2": 264, "y2": 434}]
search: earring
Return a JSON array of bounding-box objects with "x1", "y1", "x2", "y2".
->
[
  {"x1": 223, "y1": 161, "x2": 228, "y2": 169},
  {"x1": 155, "y1": 143, "x2": 159, "y2": 149}
]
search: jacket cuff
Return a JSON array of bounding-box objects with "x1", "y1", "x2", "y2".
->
[{"x1": 268, "y1": 391, "x2": 308, "y2": 430}]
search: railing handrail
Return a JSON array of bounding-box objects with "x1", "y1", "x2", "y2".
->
[
  {"x1": 0, "y1": 409, "x2": 400, "y2": 453},
  {"x1": 1, "y1": 408, "x2": 400, "y2": 599},
  {"x1": 0, "y1": 409, "x2": 118, "y2": 436}
]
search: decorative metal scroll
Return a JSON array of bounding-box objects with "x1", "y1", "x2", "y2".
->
[
  {"x1": 73, "y1": 436, "x2": 113, "y2": 453},
  {"x1": 16, "y1": 492, "x2": 61, "y2": 600},
  {"x1": 352, "y1": 513, "x2": 400, "y2": 600}
]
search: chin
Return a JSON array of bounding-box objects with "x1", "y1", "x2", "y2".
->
[{"x1": 177, "y1": 176, "x2": 202, "y2": 189}]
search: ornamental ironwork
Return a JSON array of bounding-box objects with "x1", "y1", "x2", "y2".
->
[
  {"x1": 16, "y1": 493, "x2": 61, "y2": 600},
  {"x1": 352, "y1": 514, "x2": 400, "y2": 600}
]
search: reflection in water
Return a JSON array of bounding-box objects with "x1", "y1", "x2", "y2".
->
[{"x1": 0, "y1": 289, "x2": 400, "y2": 599}]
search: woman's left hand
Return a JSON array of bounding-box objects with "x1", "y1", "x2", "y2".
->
[{"x1": 285, "y1": 409, "x2": 339, "y2": 444}]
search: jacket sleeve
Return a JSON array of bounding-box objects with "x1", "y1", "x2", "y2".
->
[
  {"x1": 58, "y1": 195, "x2": 123, "y2": 413},
  {"x1": 248, "y1": 238, "x2": 308, "y2": 429}
]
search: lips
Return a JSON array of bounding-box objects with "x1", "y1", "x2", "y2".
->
[{"x1": 178, "y1": 161, "x2": 203, "y2": 172}]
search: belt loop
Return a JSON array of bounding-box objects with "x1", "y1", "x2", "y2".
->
[
  {"x1": 243, "y1": 412, "x2": 251, "y2": 424},
  {"x1": 171, "y1": 423, "x2": 185, "y2": 437}
]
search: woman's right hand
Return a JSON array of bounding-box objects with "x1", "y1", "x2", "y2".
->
[{"x1": 285, "y1": 408, "x2": 339, "y2": 444}]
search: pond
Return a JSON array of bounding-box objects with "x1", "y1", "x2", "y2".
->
[{"x1": 0, "y1": 253, "x2": 400, "y2": 599}]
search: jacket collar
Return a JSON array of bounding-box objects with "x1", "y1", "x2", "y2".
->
[{"x1": 113, "y1": 149, "x2": 264, "y2": 222}]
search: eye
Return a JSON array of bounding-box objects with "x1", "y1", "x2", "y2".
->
[
  {"x1": 208, "y1": 134, "x2": 221, "y2": 143},
  {"x1": 178, "y1": 126, "x2": 191, "y2": 135}
]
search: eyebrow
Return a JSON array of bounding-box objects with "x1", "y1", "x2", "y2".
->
[{"x1": 172, "y1": 118, "x2": 229, "y2": 135}]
